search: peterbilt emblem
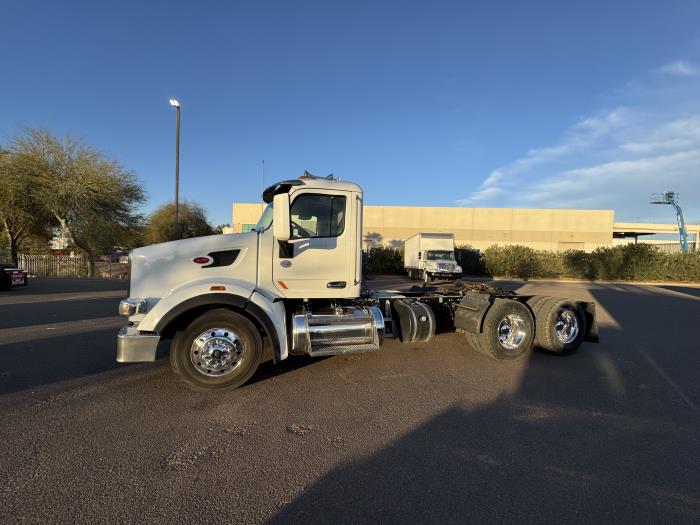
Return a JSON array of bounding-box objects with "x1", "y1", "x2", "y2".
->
[
  {"x1": 280, "y1": 260, "x2": 292, "y2": 268},
  {"x1": 193, "y1": 256, "x2": 212, "y2": 265}
]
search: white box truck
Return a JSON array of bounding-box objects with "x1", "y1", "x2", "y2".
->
[
  {"x1": 404, "y1": 233, "x2": 462, "y2": 283},
  {"x1": 117, "y1": 173, "x2": 598, "y2": 391}
]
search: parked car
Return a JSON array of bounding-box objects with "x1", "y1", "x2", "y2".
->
[{"x1": 0, "y1": 264, "x2": 28, "y2": 290}]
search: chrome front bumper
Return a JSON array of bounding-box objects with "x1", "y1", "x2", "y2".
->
[{"x1": 117, "y1": 324, "x2": 160, "y2": 362}]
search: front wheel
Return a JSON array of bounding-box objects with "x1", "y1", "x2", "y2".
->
[{"x1": 170, "y1": 308, "x2": 263, "y2": 390}]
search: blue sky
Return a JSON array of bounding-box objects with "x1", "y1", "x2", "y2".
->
[{"x1": 2, "y1": 0, "x2": 699, "y2": 226}]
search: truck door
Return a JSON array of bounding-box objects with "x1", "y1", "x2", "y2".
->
[{"x1": 272, "y1": 190, "x2": 353, "y2": 298}]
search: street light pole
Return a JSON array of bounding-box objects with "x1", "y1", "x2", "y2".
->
[{"x1": 169, "y1": 99, "x2": 181, "y2": 239}]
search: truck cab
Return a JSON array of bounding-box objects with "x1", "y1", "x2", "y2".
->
[
  {"x1": 258, "y1": 176, "x2": 363, "y2": 299},
  {"x1": 117, "y1": 174, "x2": 385, "y2": 389}
]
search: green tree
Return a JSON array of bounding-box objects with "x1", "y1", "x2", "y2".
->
[
  {"x1": 145, "y1": 201, "x2": 214, "y2": 244},
  {"x1": 12, "y1": 128, "x2": 146, "y2": 276},
  {"x1": 0, "y1": 148, "x2": 51, "y2": 265}
]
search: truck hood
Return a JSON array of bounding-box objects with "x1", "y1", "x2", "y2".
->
[{"x1": 129, "y1": 232, "x2": 258, "y2": 302}]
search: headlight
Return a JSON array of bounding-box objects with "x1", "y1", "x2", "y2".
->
[
  {"x1": 455, "y1": 265, "x2": 463, "y2": 273},
  {"x1": 119, "y1": 297, "x2": 148, "y2": 316}
]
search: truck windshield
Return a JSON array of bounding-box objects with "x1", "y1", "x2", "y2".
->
[
  {"x1": 254, "y1": 203, "x2": 273, "y2": 232},
  {"x1": 426, "y1": 250, "x2": 454, "y2": 261}
]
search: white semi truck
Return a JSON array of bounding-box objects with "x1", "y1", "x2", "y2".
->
[
  {"x1": 117, "y1": 174, "x2": 598, "y2": 390},
  {"x1": 404, "y1": 232, "x2": 462, "y2": 283}
]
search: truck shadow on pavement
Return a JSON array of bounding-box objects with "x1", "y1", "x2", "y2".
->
[
  {"x1": 0, "y1": 327, "x2": 126, "y2": 394},
  {"x1": 269, "y1": 284, "x2": 700, "y2": 524},
  {"x1": 0, "y1": 297, "x2": 120, "y2": 330},
  {"x1": 0, "y1": 329, "x2": 325, "y2": 396},
  {"x1": 657, "y1": 284, "x2": 700, "y2": 300},
  {"x1": 5, "y1": 277, "x2": 127, "y2": 295}
]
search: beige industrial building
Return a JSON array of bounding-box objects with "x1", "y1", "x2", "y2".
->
[{"x1": 231, "y1": 203, "x2": 699, "y2": 252}]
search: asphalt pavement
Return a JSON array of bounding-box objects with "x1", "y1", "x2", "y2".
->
[{"x1": 1, "y1": 276, "x2": 700, "y2": 523}]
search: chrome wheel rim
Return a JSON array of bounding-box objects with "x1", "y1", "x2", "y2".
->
[
  {"x1": 554, "y1": 310, "x2": 579, "y2": 344},
  {"x1": 190, "y1": 328, "x2": 244, "y2": 376},
  {"x1": 497, "y1": 314, "x2": 527, "y2": 350}
]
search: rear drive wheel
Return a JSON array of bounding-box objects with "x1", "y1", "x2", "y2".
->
[
  {"x1": 534, "y1": 298, "x2": 586, "y2": 354},
  {"x1": 526, "y1": 295, "x2": 549, "y2": 315},
  {"x1": 465, "y1": 330, "x2": 485, "y2": 356},
  {"x1": 170, "y1": 308, "x2": 262, "y2": 390},
  {"x1": 474, "y1": 299, "x2": 534, "y2": 360}
]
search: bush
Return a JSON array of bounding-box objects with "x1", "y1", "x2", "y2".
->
[
  {"x1": 482, "y1": 243, "x2": 700, "y2": 282},
  {"x1": 365, "y1": 246, "x2": 405, "y2": 275},
  {"x1": 362, "y1": 242, "x2": 700, "y2": 282},
  {"x1": 483, "y1": 245, "x2": 541, "y2": 280},
  {"x1": 455, "y1": 245, "x2": 488, "y2": 276}
]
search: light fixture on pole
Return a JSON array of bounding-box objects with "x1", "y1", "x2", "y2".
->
[{"x1": 169, "y1": 98, "x2": 181, "y2": 239}]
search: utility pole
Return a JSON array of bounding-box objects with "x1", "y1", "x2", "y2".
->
[{"x1": 169, "y1": 99, "x2": 181, "y2": 239}]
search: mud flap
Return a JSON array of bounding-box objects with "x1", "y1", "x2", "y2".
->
[
  {"x1": 579, "y1": 301, "x2": 599, "y2": 343},
  {"x1": 453, "y1": 291, "x2": 494, "y2": 334}
]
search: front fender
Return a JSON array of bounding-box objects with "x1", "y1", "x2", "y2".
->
[
  {"x1": 137, "y1": 278, "x2": 255, "y2": 332},
  {"x1": 250, "y1": 291, "x2": 288, "y2": 361}
]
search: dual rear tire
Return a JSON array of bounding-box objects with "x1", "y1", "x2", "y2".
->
[
  {"x1": 465, "y1": 296, "x2": 586, "y2": 360},
  {"x1": 466, "y1": 299, "x2": 535, "y2": 360},
  {"x1": 529, "y1": 297, "x2": 586, "y2": 354}
]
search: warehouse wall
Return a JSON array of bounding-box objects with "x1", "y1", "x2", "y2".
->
[{"x1": 232, "y1": 203, "x2": 615, "y2": 252}]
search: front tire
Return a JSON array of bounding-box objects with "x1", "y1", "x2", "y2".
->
[{"x1": 170, "y1": 308, "x2": 263, "y2": 390}]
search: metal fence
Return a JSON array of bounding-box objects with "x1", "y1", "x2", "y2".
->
[
  {"x1": 651, "y1": 242, "x2": 698, "y2": 254},
  {"x1": 95, "y1": 261, "x2": 129, "y2": 279},
  {"x1": 0, "y1": 251, "x2": 129, "y2": 278},
  {"x1": 18, "y1": 254, "x2": 87, "y2": 277}
]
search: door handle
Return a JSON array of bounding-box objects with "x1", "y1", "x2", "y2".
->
[{"x1": 327, "y1": 281, "x2": 347, "y2": 289}]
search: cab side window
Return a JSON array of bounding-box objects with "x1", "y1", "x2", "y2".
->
[{"x1": 290, "y1": 194, "x2": 346, "y2": 239}]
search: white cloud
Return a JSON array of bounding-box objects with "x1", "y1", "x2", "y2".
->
[
  {"x1": 618, "y1": 116, "x2": 700, "y2": 154},
  {"x1": 517, "y1": 150, "x2": 700, "y2": 219},
  {"x1": 482, "y1": 170, "x2": 504, "y2": 187},
  {"x1": 460, "y1": 186, "x2": 502, "y2": 203},
  {"x1": 459, "y1": 114, "x2": 700, "y2": 220},
  {"x1": 461, "y1": 108, "x2": 626, "y2": 203},
  {"x1": 459, "y1": 64, "x2": 700, "y2": 222},
  {"x1": 655, "y1": 60, "x2": 698, "y2": 77},
  {"x1": 508, "y1": 119, "x2": 700, "y2": 220}
]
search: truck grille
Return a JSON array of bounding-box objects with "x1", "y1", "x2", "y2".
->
[{"x1": 437, "y1": 263, "x2": 454, "y2": 271}]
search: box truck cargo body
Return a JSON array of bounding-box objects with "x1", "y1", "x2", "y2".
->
[{"x1": 404, "y1": 233, "x2": 462, "y2": 282}]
